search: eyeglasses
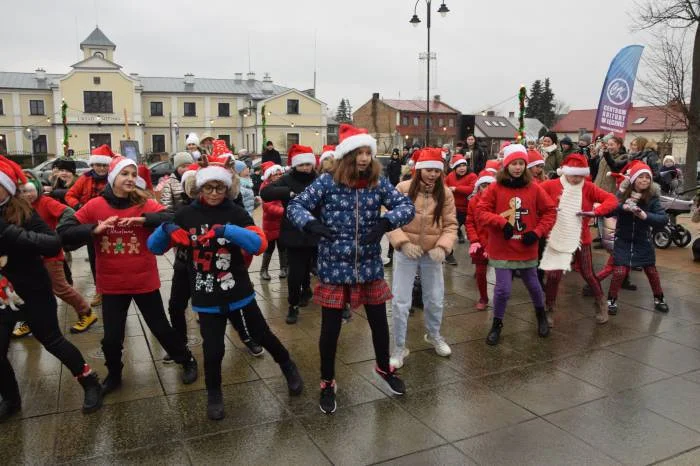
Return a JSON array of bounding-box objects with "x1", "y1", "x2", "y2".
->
[{"x1": 201, "y1": 184, "x2": 227, "y2": 194}]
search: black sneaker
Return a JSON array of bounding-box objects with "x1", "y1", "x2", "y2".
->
[
  {"x1": 163, "y1": 354, "x2": 175, "y2": 364},
  {"x1": 278, "y1": 267, "x2": 288, "y2": 279},
  {"x1": 0, "y1": 398, "x2": 21, "y2": 422},
  {"x1": 181, "y1": 356, "x2": 198, "y2": 384},
  {"x1": 243, "y1": 339, "x2": 264, "y2": 357},
  {"x1": 207, "y1": 388, "x2": 225, "y2": 420},
  {"x1": 654, "y1": 297, "x2": 669, "y2": 313},
  {"x1": 299, "y1": 288, "x2": 313, "y2": 308},
  {"x1": 445, "y1": 253, "x2": 458, "y2": 266},
  {"x1": 286, "y1": 306, "x2": 299, "y2": 325},
  {"x1": 319, "y1": 380, "x2": 337, "y2": 414},
  {"x1": 78, "y1": 371, "x2": 103, "y2": 414},
  {"x1": 607, "y1": 299, "x2": 618, "y2": 315},
  {"x1": 374, "y1": 366, "x2": 406, "y2": 395},
  {"x1": 101, "y1": 372, "x2": 122, "y2": 396},
  {"x1": 280, "y1": 360, "x2": 303, "y2": 396},
  {"x1": 582, "y1": 284, "x2": 594, "y2": 297},
  {"x1": 621, "y1": 279, "x2": 637, "y2": 291}
]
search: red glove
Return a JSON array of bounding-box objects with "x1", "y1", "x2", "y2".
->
[
  {"x1": 197, "y1": 224, "x2": 223, "y2": 244},
  {"x1": 170, "y1": 229, "x2": 192, "y2": 247}
]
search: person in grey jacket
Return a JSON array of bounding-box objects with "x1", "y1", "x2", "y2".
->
[
  {"x1": 160, "y1": 152, "x2": 194, "y2": 214},
  {"x1": 233, "y1": 160, "x2": 257, "y2": 216}
]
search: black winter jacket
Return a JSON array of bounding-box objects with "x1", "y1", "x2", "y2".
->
[
  {"x1": 0, "y1": 211, "x2": 60, "y2": 297},
  {"x1": 385, "y1": 158, "x2": 402, "y2": 186},
  {"x1": 260, "y1": 170, "x2": 319, "y2": 248}
]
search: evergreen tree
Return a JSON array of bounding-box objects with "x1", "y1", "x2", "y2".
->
[
  {"x1": 525, "y1": 80, "x2": 543, "y2": 119},
  {"x1": 541, "y1": 78, "x2": 556, "y2": 127},
  {"x1": 335, "y1": 98, "x2": 353, "y2": 123}
]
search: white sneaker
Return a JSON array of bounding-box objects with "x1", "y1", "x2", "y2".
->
[
  {"x1": 425, "y1": 334, "x2": 451, "y2": 357},
  {"x1": 389, "y1": 347, "x2": 410, "y2": 369}
]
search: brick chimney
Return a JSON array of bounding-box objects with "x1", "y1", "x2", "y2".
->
[
  {"x1": 35, "y1": 68, "x2": 46, "y2": 81},
  {"x1": 433, "y1": 95, "x2": 440, "y2": 102},
  {"x1": 234, "y1": 73, "x2": 243, "y2": 83},
  {"x1": 184, "y1": 73, "x2": 195, "y2": 85},
  {"x1": 372, "y1": 92, "x2": 380, "y2": 101}
]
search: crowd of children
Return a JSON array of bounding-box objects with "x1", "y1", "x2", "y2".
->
[{"x1": 0, "y1": 126, "x2": 678, "y2": 422}]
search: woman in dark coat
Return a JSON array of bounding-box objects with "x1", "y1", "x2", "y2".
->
[{"x1": 606, "y1": 163, "x2": 668, "y2": 315}]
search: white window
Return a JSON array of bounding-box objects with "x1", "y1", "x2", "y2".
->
[
  {"x1": 633, "y1": 117, "x2": 647, "y2": 124},
  {"x1": 448, "y1": 118, "x2": 454, "y2": 128},
  {"x1": 484, "y1": 121, "x2": 492, "y2": 127}
]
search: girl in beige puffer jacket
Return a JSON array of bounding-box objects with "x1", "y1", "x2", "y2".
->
[{"x1": 387, "y1": 148, "x2": 457, "y2": 368}]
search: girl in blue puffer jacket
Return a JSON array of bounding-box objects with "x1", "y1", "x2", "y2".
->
[
  {"x1": 606, "y1": 163, "x2": 669, "y2": 315},
  {"x1": 288, "y1": 124, "x2": 415, "y2": 415}
]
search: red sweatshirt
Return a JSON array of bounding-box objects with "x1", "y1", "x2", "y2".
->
[
  {"x1": 540, "y1": 178, "x2": 618, "y2": 245},
  {"x1": 32, "y1": 195, "x2": 68, "y2": 262},
  {"x1": 65, "y1": 173, "x2": 108, "y2": 209},
  {"x1": 445, "y1": 171, "x2": 477, "y2": 213},
  {"x1": 260, "y1": 179, "x2": 284, "y2": 241},
  {"x1": 466, "y1": 191, "x2": 489, "y2": 246},
  {"x1": 477, "y1": 180, "x2": 557, "y2": 262},
  {"x1": 75, "y1": 197, "x2": 164, "y2": 294}
]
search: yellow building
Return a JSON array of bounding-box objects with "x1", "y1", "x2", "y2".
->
[{"x1": 0, "y1": 27, "x2": 328, "y2": 160}]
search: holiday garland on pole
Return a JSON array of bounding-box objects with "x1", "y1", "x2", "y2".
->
[
  {"x1": 261, "y1": 104, "x2": 267, "y2": 148},
  {"x1": 61, "y1": 99, "x2": 70, "y2": 156},
  {"x1": 516, "y1": 85, "x2": 526, "y2": 143}
]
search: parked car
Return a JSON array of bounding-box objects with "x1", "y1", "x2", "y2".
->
[
  {"x1": 28, "y1": 158, "x2": 91, "y2": 185},
  {"x1": 148, "y1": 160, "x2": 174, "y2": 185}
]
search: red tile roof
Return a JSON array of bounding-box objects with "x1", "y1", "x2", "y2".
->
[
  {"x1": 552, "y1": 106, "x2": 687, "y2": 133},
  {"x1": 381, "y1": 99, "x2": 460, "y2": 114}
]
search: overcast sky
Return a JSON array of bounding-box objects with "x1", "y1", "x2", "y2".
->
[{"x1": 2, "y1": 0, "x2": 656, "y2": 116}]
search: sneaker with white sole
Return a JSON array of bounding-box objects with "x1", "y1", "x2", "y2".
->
[
  {"x1": 374, "y1": 366, "x2": 406, "y2": 395},
  {"x1": 389, "y1": 347, "x2": 410, "y2": 369},
  {"x1": 424, "y1": 334, "x2": 451, "y2": 357}
]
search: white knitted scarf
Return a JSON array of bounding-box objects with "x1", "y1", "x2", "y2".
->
[{"x1": 540, "y1": 176, "x2": 583, "y2": 271}]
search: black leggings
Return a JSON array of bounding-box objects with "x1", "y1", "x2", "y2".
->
[
  {"x1": 457, "y1": 211, "x2": 466, "y2": 240},
  {"x1": 102, "y1": 291, "x2": 189, "y2": 375},
  {"x1": 319, "y1": 303, "x2": 390, "y2": 381},
  {"x1": 87, "y1": 241, "x2": 97, "y2": 284},
  {"x1": 168, "y1": 267, "x2": 254, "y2": 346},
  {"x1": 287, "y1": 247, "x2": 315, "y2": 306},
  {"x1": 0, "y1": 291, "x2": 86, "y2": 402},
  {"x1": 198, "y1": 301, "x2": 289, "y2": 390},
  {"x1": 168, "y1": 266, "x2": 191, "y2": 344}
]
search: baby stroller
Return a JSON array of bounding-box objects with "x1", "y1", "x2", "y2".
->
[{"x1": 653, "y1": 186, "x2": 697, "y2": 249}]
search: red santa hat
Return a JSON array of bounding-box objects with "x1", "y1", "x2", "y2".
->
[
  {"x1": 408, "y1": 149, "x2": 422, "y2": 167},
  {"x1": 89, "y1": 144, "x2": 114, "y2": 166},
  {"x1": 526, "y1": 149, "x2": 545, "y2": 169},
  {"x1": 556, "y1": 153, "x2": 590, "y2": 177},
  {"x1": 502, "y1": 144, "x2": 528, "y2": 167},
  {"x1": 137, "y1": 164, "x2": 153, "y2": 191},
  {"x1": 287, "y1": 144, "x2": 316, "y2": 168},
  {"x1": 334, "y1": 123, "x2": 377, "y2": 159},
  {"x1": 499, "y1": 141, "x2": 512, "y2": 153},
  {"x1": 107, "y1": 156, "x2": 138, "y2": 186},
  {"x1": 261, "y1": 161, "x2": 283, "y2": 181},
  {"x1": 485, "y1": 159, "x2": 501, "y2": 173},
  {"x1": 0, "y1": 156, "x2": 27, "y2": 196},
  {"x1": 628, "y1": 162, "x2": 653, "y2": 184},
  {"x1": 195, "y1": 156, "x2": 233, "y2": 189},
  {"x1": 210, "y1": 139, "x2": 234, "y2": 159},
  {"x1": 450, "y1": 154, "x2": 467, "y2": 169},
  {"x1": 415, "y1": 148, "x2": 445, "y2": 171},
  {"x1": 319, "y1": 144, "x2": 336, "y2": 163},
  {"x1": 473, "y1": 170, "x2": 496, "y2": 192}
]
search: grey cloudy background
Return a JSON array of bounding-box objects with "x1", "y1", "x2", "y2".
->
[{"x1": 2, "y1": 0, "x2": 652, "y2": 115}]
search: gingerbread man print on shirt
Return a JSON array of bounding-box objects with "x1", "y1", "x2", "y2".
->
[{"x1": 500, "y1": 196, "x2": 529, "y2": 237}]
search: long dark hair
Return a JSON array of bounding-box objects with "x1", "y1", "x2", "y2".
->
[
  {"x1": 2, "y1": 195, "x2": 33, "y2": 225},
  {"x1": 408, "y1": 169, "x2": 446, "y2": 226}
]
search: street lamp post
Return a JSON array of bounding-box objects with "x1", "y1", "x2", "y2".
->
[{"x1": 410, "y1": 1, "x2": 449, "y2": 147}]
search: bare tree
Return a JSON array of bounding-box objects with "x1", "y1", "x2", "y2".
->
[
  {"x1": 638, "y1": 29, "x2": 692, "y2": 146},
  {"x1": 635, "y1": 0, "x2": 700, "y2": 185}
]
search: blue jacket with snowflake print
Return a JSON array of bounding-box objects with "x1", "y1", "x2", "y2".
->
[{"x1": 287, "y1": 173, "x2": 415, "y2": 285}]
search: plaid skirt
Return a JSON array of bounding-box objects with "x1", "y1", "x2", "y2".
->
[{"x1": 314, "y1": 279, "x2": 392, "y2": 310}]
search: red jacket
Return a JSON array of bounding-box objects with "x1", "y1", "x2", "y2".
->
[
  {"x1": 540, "y1": 178, "x2": 618, "y2": 245},
  {"x1": 32, "y1": 195, "x2": 68, "y2": 262},
  {"x1": 445, "y1": 171, "x2": 477, "y2": 213},
  {"x1": 478, "y1": 181, "x2": 557, "y2": 262},
  {"x1": 260, "y1": 179, "x2": 284, "y2": 241},
  {"x1": 75, "y1": 197, "x2": 164, "y2": 294},
  {"x1": 466, "y1": 191, "x2": 489, "y2": 246},
  {"x1": 65, "y1": 172, "x2": 108, "y2": 209}
]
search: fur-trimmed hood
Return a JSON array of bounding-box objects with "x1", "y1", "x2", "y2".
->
[{"x1": 182, "y1": 171, "x2": 240, "y2": 200}]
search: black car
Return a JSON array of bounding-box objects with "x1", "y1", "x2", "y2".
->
[{"x1": 148, "y1": 160, "x2": 174, "y2": 185}]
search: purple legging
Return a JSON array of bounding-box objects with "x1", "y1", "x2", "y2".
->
[{"x1": 493, "y1": 268, "x2": 545, "y2": 319}]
